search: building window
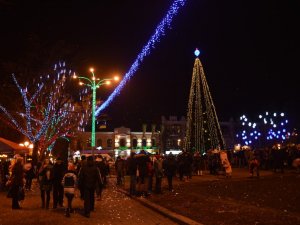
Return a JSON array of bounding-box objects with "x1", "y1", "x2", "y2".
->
[
  {"x1": 132, "y1": 139, "x2": 138, "y2": 148},
  {"x1": 119, "y1": 138, "x2": 126, "y2": 147},
  {"x1": 87, "y1": 138, "x2": 91, "y2": 148},
  {"x1": 142, "y1": 138, "x2": 147, "y2": 147},
  {"x1": 97, "y1": 139, "x2": 102, "y2": 147},
  {"x1": 107, "y1": 139, "x2": 113, "y2": 148},
  {"x1": 151, "y1": 138, "x2": 156, "y2": 147}
]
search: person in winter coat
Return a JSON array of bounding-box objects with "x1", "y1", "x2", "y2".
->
[
  {"x1": 38, "y1": 158, "x2": 53, "y2": 209},
  {"x1": 115, "y1": 156, "x2": 125, "y2": 185},
  {"x1": 95, "y1": 155, "x2": 107, "y2": 187},
  {"x1": 222, "y1": 158, "x2": 232, "y2": 178},
  {"x1": 147, "y1": 158, "x2": 154, "y2": 194},
  {"x1": 78, "y1": 156, "x2": 101, "y2": 218},
  {"x1": 126, "y1": 152, "x2": 138, "y2": 196},
  {"x1": 52, "y1": 157, "x2": 66, "y2": 208},
  {"x1": 24, "y1": 162, "x2": 35, "y2": 191},
  {"x1": 62, "y1": 163, "x2": 77, "y2": 217},
  {"x1": 154, "y1": 156, "x2": 164, "y2": 194},
  {"x1": 10, "y1": 157, "x2": 25, "y2": 209},
  {"x1": 163, "y1": 153, "x2": 177, "y2": 191}
]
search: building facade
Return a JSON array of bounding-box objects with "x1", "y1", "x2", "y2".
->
[
  {"x1": 71, "y1": 117, "x2": 237, "y2": 157},
  {"x1": 72, "y1": 126, "x2": 160, "y2": 158}
]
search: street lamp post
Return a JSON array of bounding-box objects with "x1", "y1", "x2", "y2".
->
[{"x1": 73, "y1": 68, "x2": 119, "y2": 157}]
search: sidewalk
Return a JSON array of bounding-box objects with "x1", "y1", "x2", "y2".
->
[{"x1": 0, "y1": 179, "x2": 178, "y2": 225}]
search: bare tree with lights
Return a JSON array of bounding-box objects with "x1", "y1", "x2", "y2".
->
[
  {"x1": 0, "y1": 62, "x2": 90, "y2": 164},
  {"x1": 184, "y1": 49, "x2": 225, "y2": 154}
]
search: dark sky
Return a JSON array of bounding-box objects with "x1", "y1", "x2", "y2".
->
[{"x1": 0, "y1": 0, "x2": 299, "y2": 130}]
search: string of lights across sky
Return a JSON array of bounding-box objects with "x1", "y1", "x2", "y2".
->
[{"x1": 95, "y1": 0, "x2": 187, "y2": 116}]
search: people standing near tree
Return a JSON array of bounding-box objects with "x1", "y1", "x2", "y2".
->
[
  {"x1": 24, "y1": 161, "x2": 35, "y2": 191},
  {"x1": 115, "y1": 156, "x2": 125, "y2": 186},
  {"x1": 78, "y1": 156, "x2": 101, "y2": 218},
  {"x1": 136, "y1": 150, "x2": 149, "y2": 196},
  {"x1": 38, "y1": 158, "x2": 53, "y2": 209},
  {"x1": 62, "y1": 162, "x2": 77, "y2": 217},
  {"x1": 10, "y1": 157, "x2": 25, "y2": 209},
  {"x1": 76, "y1": 155, "x2": 86, "y2": 199},
  {"x1": 126, "y1": 152, "x2": 138, "y2": 196},
  {"x1": 147, "y1": 157, "x2": 154, "y2": 195},
  {"x1": 222, "y1": 158, "x2": 232, "y2": 178},
  {"x1": 52, "y1": 157, "x2": 66, "y2": 209},
  {"x1": 193, "y1": 152, "x2": 202, "y2": 176},
  {"x1": 163, "y1": 153, "x2": 177, "y2": 191},
  {"x1": 154, "y1": 155, "x2": 164, "y2": 194}
]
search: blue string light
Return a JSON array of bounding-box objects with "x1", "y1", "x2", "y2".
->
[
  {"x1": 96, "y1": 0, "x2": 187, "y2": 116},
  {"x1": 236, "y1": 112, "x2": 290, "y2": 146}
]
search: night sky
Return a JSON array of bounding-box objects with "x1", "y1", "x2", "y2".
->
[{"x1": 0, "y1": 0, "x2": 299, "y2": 130}]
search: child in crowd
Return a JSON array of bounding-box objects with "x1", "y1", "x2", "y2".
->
[{"x1": 62, "y1": 163, "x2": 77, "y2": 217}]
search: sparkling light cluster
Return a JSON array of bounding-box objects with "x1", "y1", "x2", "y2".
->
[
  {"x1": 95, "y1": 0, "x2": 187, "y2": 115},
  {"x1": 236, "y1": 112, "x2": 290, "y2": 146},
  {"x1": 0, "y1": 62, "x2": 90, "y2": 154}
]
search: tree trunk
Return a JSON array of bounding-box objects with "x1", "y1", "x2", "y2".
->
[{"x1": 32, "y1": 141, "x2": 39, "y2": 167}]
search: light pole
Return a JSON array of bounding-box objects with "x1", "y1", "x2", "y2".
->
[{"x1": 73, "y1": 68, "x2": 119, "y2": 157}]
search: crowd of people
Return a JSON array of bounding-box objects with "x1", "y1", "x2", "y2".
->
[
  {"x1": 1, "y1": 144, "x2": 300, "y2": 218},
  {"x1": 1, "y1": 155, "x2": 105, "y2": 218}
]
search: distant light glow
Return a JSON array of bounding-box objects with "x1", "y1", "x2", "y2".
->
[{"x1": 194, "y1": 48, "x2": 200, "y2": 57}]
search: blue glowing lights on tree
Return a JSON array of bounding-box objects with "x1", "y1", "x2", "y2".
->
[
  {"x1": 0, "y1": 62, "x2": 90, "y2": 162},
  {"x1": 236, "y1": 112, "x2": 291, "y2": 146},
  {"x1": 95, "y1": 0, "x2": 187, "y2": 116}
]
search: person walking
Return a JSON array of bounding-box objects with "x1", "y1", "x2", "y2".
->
[
  {"x1": 78, "y1": 156, "x2": 101, "y2": 218},
  {"x1": 62, "y1": 163, "x2": 77, "y2": 217},
  {"x1": 52, "y1": 157, "x2": 66, "y2": 209},
  {"x1": 38, "y1": 158, "x2": 53, "y2": 209}
]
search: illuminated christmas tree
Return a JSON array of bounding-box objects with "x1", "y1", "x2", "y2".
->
[
  {"x1": 0, "y1": 62, "x2": 90, "y2": 164},
  {"x1": 184, "y1": 49, "x2": 225, "y2": 154}
]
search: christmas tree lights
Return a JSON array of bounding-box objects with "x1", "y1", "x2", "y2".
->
[
  {"x1": 96, "y1": 0, "x2": 187, "y2": 115},
  {"x1": 184, "y1": 50, "x2": 225, "y2": 154}
]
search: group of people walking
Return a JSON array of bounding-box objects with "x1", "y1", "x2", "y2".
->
[{"x1": 6, "y1": 155, "x2": 103, "y2": 218}]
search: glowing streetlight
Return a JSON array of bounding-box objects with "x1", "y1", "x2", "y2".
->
[{"x1": 73, "y1": 68, "x2": 120, "y2": 157}]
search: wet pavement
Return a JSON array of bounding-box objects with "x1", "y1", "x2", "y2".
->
[{"x1": 0, "y1": 178, "x2": 178, "y2": 225}]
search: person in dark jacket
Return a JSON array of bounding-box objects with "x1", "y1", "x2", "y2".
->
[
  {"x1": 52, "y1": 157, "x2": 66, "y2": 208},
  {"x1": 38, "y1": 158, "x2": 53, "y2": 209},
  {"x1": 115, "y1": 156, "x2": 125, "y2": 185},
  {"x1": 24, "y1": 161, "x2": 35, "y2": 191},
  {"x1": 163, "y1": 153, "x2": 177, "y2": 191},
  {"x1": 10, "y1": 157, "x2": 25, "y2": 209},
  {"x1": 78, "y1": 156, "x2": 101, "y2": 218},
  {"x1": 126, "y1": 152, "x2": 137, "y2": 196},
  {"x1": 76, "y1": 155, "x2": 87, "y2": 199}
]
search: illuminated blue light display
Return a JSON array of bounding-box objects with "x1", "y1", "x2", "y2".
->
[
  {"x1": 194, "y1": 48, "x2": 200, "y2": 57},
  {"x1": 236, "y1": 112, "x2": 290, "y2": 146},
  {"x1": 95, "y1": 0, "x2": 187, "y2": 116}
]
